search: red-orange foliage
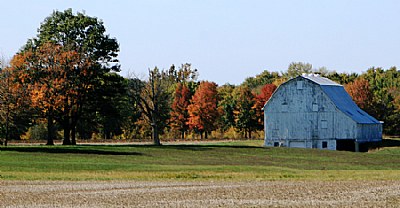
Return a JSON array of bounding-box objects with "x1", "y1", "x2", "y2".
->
[
  {"x1": 1, "y1": 64, "x2": 30, "y2": 111},
  {"x1": 345, "y1": 78, "x2": 373, "y2": 111},
  {"x1": 0, "y1": 65, "x2": 32, "y2": 145},
  {"x1": 257, "y1": 84, "x2": 277, "y2": 104},
  {"x1": 254, "y1": 84, "x2": 277, "y2": 129},
  {"x1": 187, "y1": 81, "x2": 219, "y2": 139},
  {"x1": 170, "y1": 83, "x2": 191, "y2": 139},
  {"x1": 12, "y1": 43, "x2": 88, "y2": 114},
  {"x1": 11, "y1": 42, "x2": 92, "y2": 145}
]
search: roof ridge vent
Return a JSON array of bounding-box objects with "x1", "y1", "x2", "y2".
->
[{"x1": 302, "y1": 73, "x2": 322, "y2": 78}]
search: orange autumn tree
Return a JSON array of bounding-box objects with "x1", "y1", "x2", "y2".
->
[
  {"x1": 24, "y1": 9, "x2": 120, "y2": 145},
  {"x1": 0, "y1": 63, "x2": 14, "y2": 146},
  {"x1": 254, "y1": 84, "x2": 277, "y2": 130},
  {"x1": 170, "y1": 83, "x2": 191, "y2": 140},
  {"x1": 345, "y1": 78, "x2": 374, "y2": 113},
  {"x1": 1, "y1": 53, "x2": 38, "y2": 144},
  {"x1": 13, "y1": 42, "x2": 82, "y2": 145},
  {"x1": 0, "y1": 61, "x2": 32, "y2": 146},
  {"x1": 187, "y1": 81, "x2": 219, "y2": 139}
]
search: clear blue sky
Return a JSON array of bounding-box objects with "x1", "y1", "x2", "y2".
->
[{"x1": 1, "y1": 0, "x2": 399, "y2": 85}]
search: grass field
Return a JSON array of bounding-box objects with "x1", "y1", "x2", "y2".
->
[{"x1": 1, "y1": 139, "x2": 400, "y2": 181}]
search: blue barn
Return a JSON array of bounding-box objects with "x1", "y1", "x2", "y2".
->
[{"x1": 263, "y1": 74, "x2": 382, "y2": 151}]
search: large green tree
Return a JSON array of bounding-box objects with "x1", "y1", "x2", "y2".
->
[
  {"x1": 79, "y1": 73, "x2": 129, "y2": 140},
  {"x1": 217, "y1": 84, "x2": 236, "y2": 132},
  {"x1": 285, "y1": 62, "x2": 313, "y2": 78},
  {"x1": 326, "y1": 72, "x2": 358, "y2": 85},
  {"x1": 23, "y1": 9, "x2": 120, "y2": 145},
  {"x1": 234, "y1": 86, "x2": 257, "y2": 139},
  {"x1": 96, "y1": 73, "x2": 130, "y2": 140},
  {"x1": 361, "y1": 67, "x2": 400, "y2": 134},
  {"x1": 242, "y1": 70, "x2": 280, "y2": 90}
]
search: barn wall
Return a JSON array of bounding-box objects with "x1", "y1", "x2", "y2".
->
[
  {"x1": 356, "y1": 124, "x2": 382, "y2": 142},
  {"x1": 332, "y1": 109, "x2": 357, "y2": 140}
]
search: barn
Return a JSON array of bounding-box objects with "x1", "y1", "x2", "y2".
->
[{"x1": 263, "y1": 74, "x2": 382, "y2": 151}]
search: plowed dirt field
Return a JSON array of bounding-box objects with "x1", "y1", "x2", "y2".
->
[{"x1": 1, "y1": 180, "x2": 399, "y2": 207}]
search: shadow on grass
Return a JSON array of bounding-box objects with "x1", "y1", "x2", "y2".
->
[
  {"x1": 81, "y1": 144, "x2": 264, "y2": 151},
  {"x1": 366, "y1": 138, "x2": 400, "y2": 152},
  {"x1": 138, "y1": 144, "x2": 263, "y2": 151},
  {"x1": 0, "y1": 143, "x2": 264, "y2": 155},
  {"x1": 1, "y1": 147, "x2": 143, "y2": 156},
  {"x1": 381, "y1": 139, "x2": 400, "y2": 147}
]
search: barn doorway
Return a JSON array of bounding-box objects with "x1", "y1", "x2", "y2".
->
[{"x1": 336, "y1": 139, "x2": 355, "y2": 151}]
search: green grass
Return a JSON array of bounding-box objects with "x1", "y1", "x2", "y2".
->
[{"x1": 1, "y1": 140, "x2": 400, "y2": 181}]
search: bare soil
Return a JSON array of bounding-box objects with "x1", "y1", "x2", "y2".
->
[{"x1": 1, "y1": 180, "x2": 399, "y2": 207}]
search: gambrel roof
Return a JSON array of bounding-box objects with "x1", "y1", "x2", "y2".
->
[{"x1": 302, "y1": 74, "x2": 380, "y2": 124}]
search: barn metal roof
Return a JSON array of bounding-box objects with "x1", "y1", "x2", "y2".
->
[
  {"x1": 301, "y1": 74, "x2": 341, "y2": 86},
  {"x1": 301, "y1": 75, "x2": 380, "y2": 124},
  {"x1": 320, "y1": 86, "x2": 380, "y2": 124},
  {"x1": 264, "y1": 74, "x2": 381, "y2": 124}
]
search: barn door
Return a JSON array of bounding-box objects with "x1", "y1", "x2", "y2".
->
[
  {"x1": 311, "y1": 120, "x2": 318, "y2": 139},
  {"x1": 310, "y1": 113, "x2": 319, "y2": 140}
]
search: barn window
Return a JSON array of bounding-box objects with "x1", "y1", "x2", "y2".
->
[
  {"x1": 297, "y1": 81, "x2": 303, "y2": 90},
  {"x1": 312, "y1": 103, "x2": 318, "y2": 112},
  {"x1": 322, "y1": 141, "x2": 328, "y2": 149},
  {"x1": 321, "y1": 120, "x2": 328, "y2": 129}
]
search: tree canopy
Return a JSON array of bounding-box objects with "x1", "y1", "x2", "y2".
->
[{"x1": 19, "y1": 9, "x2": 120, "y2": 145}]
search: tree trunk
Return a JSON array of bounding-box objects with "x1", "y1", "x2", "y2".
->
[
  {"x1": 46, "y1": 114, "x2": 54, "y2": 145},
  {"x1": 249, "y1": 129, "x2": 252, "y2": 139},
  {"x1": 62, "y1": 97, "x2": 71, "y2": 145},
  {"x1": 72, "y1": 101, "x2": 83, "y2": 145},
  {"x1": 63, "y1": 119, "x2": 71, "y2": 145},
  {"x1": 5, "y1": 115, "x2": 8, "y2": 147},
  {"x1": 205, "y1": 131, "x2": 208, "y2": 139},
  {"x1": 5, "y1": 103, "x2": 9, "y2": 146},
  {"x1": 105, "y1": 131, "x2": 111, "y2": 140},
  {"x1": 152, "y1": 124, "x2": 161, "y2": 145},
  {"x1": 181, "y1": 130, "x2": 185, "y2": 140},
  {"x1": 71, "y1": 126, "x2": 76, "y2": 145}
]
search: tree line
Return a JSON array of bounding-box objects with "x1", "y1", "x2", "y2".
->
[{"x1": 0, "y1": 9, "x2": 399, "y2": 146}]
